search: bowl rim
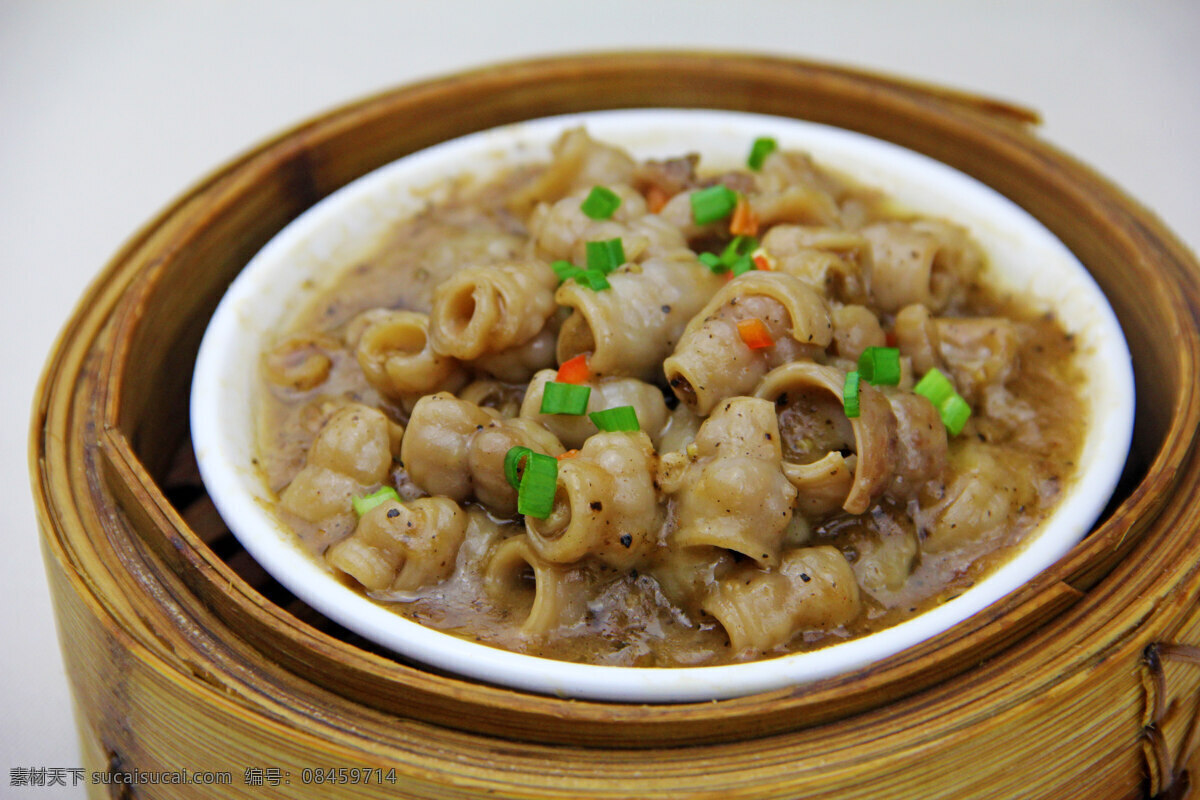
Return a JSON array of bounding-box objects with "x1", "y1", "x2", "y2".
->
[{"x1": 191, "y1": 107, "x2": 1135, "y2": 703}]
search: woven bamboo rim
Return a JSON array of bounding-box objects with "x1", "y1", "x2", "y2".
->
[{"x1": 32, "y1": 52, "x2": 1200, "y2": 798}]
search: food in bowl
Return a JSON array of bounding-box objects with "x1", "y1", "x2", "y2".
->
[{"x1": 252, "y1": 123, "x2": 1088, "y2": 668}]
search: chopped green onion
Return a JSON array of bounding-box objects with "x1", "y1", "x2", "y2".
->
[
  {"x1": 589, "y1": 405, "x2": 641, "y2": 432},
  {"x1": 720, "y1": 235, "x2": 758, "y2": 263},
  {"x1": 701, "y1": 235, "x2": 760, "y2": 276},
  {"x1": 517, "y1": 451, "x2": 558, "y2": 519},
  {"x1": 747, "y1": 137, "x2": 778, "y2": 170},
  {"x1": 551, "y1": 259, "x2": 582, "y2": 283},
  {"x1": 940, "y1": 394, "x2": 972, "y2": 436},
  {"x1": 575, "y1": 269, "x2": 611, "y2": 291},
  {"x1": 843, "y1": 371, "x2": 861, "y2": 418},
  {"x1": 553, "y1": 259, "x2": 611, "y2": 290},
  {"x1": 690, "y1": 185, "x2": 739, "y2": 224},
  {"x1": 913, "y1": 367, "x2": 972, "y2": 435},
  {"x1": 540, "y1": 381, "x2": 592, "y2": 415},
  {"x1": 352, "y1": 486, "x2": 400, "y2": 517},
  {"x1": 858, "y1": 346, "x2": 901, "y2": 385},
  {"x1": 581, "y1": 186, "x2": 621, "y2": 220},
  {"x1": 730, "y1": 255, "x2": 757, "y2": 277},
  {"x1": 912, "y1": 367, "x2": 956, "y2": 408},
  {"x1": 585, "y1": 238, "x2": 625, "y2": 274},
  {"x1": 504, "y1": 446, "x2": 534, "y2": 489},
  {"x1": 698, "y1": 252, "x2": 727, "y2": 273}
]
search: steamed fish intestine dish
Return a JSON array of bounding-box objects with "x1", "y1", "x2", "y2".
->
[{"x1": 255, "y1": 128, "x2": 1085, "y2": 667}]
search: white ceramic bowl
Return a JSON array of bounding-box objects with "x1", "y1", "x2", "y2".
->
[{"x1": 191, "y1": 109, "x2": 1134, "y2": 703}]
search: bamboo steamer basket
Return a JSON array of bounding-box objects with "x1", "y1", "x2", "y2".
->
[{"x1": 31, "y1": 52, "x2": 1200, "y2": 799}]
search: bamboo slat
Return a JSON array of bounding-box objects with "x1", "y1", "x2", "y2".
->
[{"x1": 31, "y1": 52, "x2": 1200, "y2": 799}]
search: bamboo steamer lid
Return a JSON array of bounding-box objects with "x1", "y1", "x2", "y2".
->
[{"x1": 30, "y1": 53, "x2": 1200, "y2": 799}]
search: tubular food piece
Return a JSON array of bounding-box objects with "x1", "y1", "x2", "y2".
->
[
  {"x1": 428, "y1": 259, "x2": 559, "y2": 361},
  {"x1": 262, "y1": 333, "x2": 336, "y2": 391},
  {"x1": 663, "y1": 316, "x2": 761, "y2": 416},
  {"x1": 661, "y1": 397, "x2": 797, "y2": 567},
  {"x1": 483, "y1": 535, "x2": 576, "y2": 637},
  {"x1": 354, "y1": 309, "x2": 466, "y2": 399},
  {"x1": 780, "y1": 453, "x2": 856, "y2": 519},
  {"x1": 279, "y1": 404, "x2": 394, "y2": 523},
  {"x1": 830, "y1": 304, "x2": 887, "y2": 363},
  {"x1": 399, "y1": 393, "x2": 497, "y2": 501},
  {"x1": 401, "y1": 392, "x2": 564, "y2": 514},
  {"x1": 664, "y1": 271, "x2": 831, "y2": 415},
  {"x1": 467, "y1": 417, "x2": 565, "y2": 517},
  {"x1": 894, "y1": 303, "x2": 941, "y2": 376},
  {"x1": 884, "y1": 390, "x2": 949, "y2": 497},
  {"x1": 529, "y1": 186, "x2": 694, "y2": 265},
  {"x1": 750, "y1": 151, "x2": 845, "y2": 228},
  {"x1": 506, "y1": 127, "x2": 637, "y2": 214},
  {"x1": 756, "y1": 362, "x2": 897, "y2": 515},
  {"x1": 555, "y1": 255, "x2": 723, "y2": 380},
  {"x1": 702, "y1": 546, "x2": 861, "y2": 653},
  {"x1": 325, "y1": 497, "x2": 467, "y2": 593},
  {"x1": 278, "y1": 465, "x2": 361, "y2": 524},
  {"x1": 657, "y1": 403, "x2": 703, "y2": 455},
  {"x1": 470, "y1": 324, "x2": 560, "y2": 383},
  {"x1": 862, "y1": 219, "x2": 983, "y2": 313},
  {"x1": 519, "y1": 369, "x2": 671, "y2": 449},
  {"x1": 525, "y1": 431, "x2": 661, "y2": 570},
  {"x1": 760, "y1": 225, "x2": 872, "y2": 302},
  {"x1": 306, "y1": 405, "x2": 393, "y2": 485},
  {"x1": 646, "y1": 545, "x2": 736, "y2": 613}
]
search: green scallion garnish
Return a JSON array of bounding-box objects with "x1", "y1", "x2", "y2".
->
[
  {"x1": 580, "y1": 186, "x2": 621, "y2": 220},
  {"x1": 553, "y1": 259, "x2": 610, "y2": 290},
  {"x1": 720, "y1": 235, "x2": 758, "y2": 263},
  {"x1": 858, "y1": 346, "x2": 901, "y2": 385},
  {"x1": 352, "y1": 486, "x2": 401, "y2": 517},
  {"x1": 912, "y1": 367, "x2": 956, "y2": 408},
  {"x1": 843, "y1": 371, "x2": 861, "y2": 419},
  {"x1": 585, "y1": 238, "x2": 625, "y2": 274},
  {"x1": 747, "y1": 137, "x2": 778, "y2": 170},
  {"x1": 730, "y1": 255, "x2": 757, "y2": 277},
  {"x1": 575, "y1": 269, "x2": 611, "y2": 291},
  {"x1": 517, "y1": 451, "x2": 558, "y2": 519},
  {"x1": 540, "y1": 381, "x2": 592, "y2": 415},
  {"x1": 504, "y1": 446, "x2": 534, "y2": 489},
  {"x1": 700, "y1": 235, "x2": 760, "y2": 275},
  {"x1": 698, "y1": 252, "x2": 727, "y2": 273},
  {"x1": 913, "y1": 367, "x2": 972, "y2": 435},
  {"x1": 940, "y1": 394, "x2": 972, "y2": 436},
  {"x1": 588, "y1": 405, "x2": 641, "y2": 432},
  {"x1": 551, "y1": 259, "x2": 582, "y2": 284},
  {"x1": 690, "y1": 185, "x2": 739, "y2": 224}
]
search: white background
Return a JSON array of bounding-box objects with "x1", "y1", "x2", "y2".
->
[{"x1": 3, "y1": 2, "x2": 1198, "y2": 796}]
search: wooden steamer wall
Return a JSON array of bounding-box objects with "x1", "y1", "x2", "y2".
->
[{"x1": 31, "y1": 53, "x2": 1200, "y2": 799}]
